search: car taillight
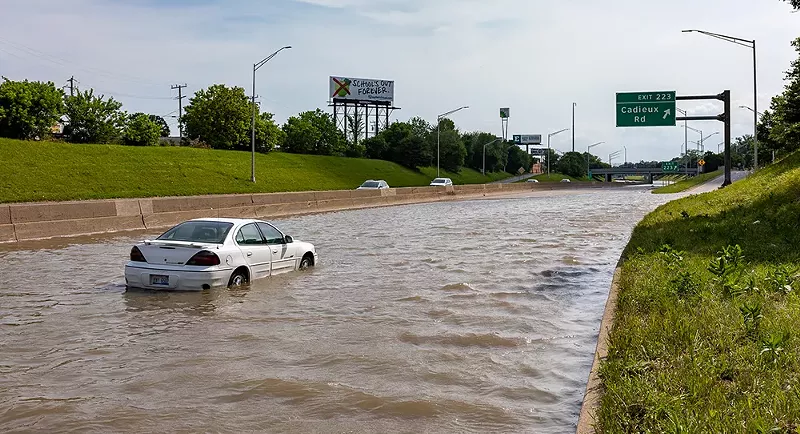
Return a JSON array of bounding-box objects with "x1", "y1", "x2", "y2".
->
[
  {"x1": 186, "y1": 250, "x2": 220, "y2": 266},
  {"x1": 130, "y1": 246, "x2": 147, "y2": 262}
]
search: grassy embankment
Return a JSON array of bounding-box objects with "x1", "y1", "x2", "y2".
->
[
  {"x1": 0, "y1": 139, "x2": 510, "y2": 203},
  {"x1": 652, "y1": 169, "x2": 723, "y2": 194},
  {"x1": 597, "y1": 152, "x2": 800, "y2": 432}
]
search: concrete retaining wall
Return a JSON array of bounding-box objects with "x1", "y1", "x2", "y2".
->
[{"x1": 1, "y1": 182, "x2": 628, "y2": 243}]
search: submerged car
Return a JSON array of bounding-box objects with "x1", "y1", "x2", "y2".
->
[
  {"x1": 526, "y1": 179, "x2": 540, "y2": 183},
  {"x1": 429, "y1": 177, "x2": 453, "y2": 186},
  {"x1": 560, "y1": 179, "x2": 571, "y2": 183},
  {"x1": 357, "y1": 179, "x2": 390, "y2": 190},
  {"x1": 124, "y1": 218, "x2": 317, "y2": 291}
]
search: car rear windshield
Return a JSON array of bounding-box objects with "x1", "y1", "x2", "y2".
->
[
  {"x1": 361, "y1": 181, "x2": 379, "y2": 188},
  {"x1": 433, "y1": 178, "x2": 447, "y2": 183},
  {"x1": 157, "y1": 221, "x2": 234, "y2": 244}
]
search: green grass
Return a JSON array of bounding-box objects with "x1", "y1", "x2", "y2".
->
[
  {"x1": 529, "y1": 173, "x2": 584, "y2": 182},
  {"x1": 597, "y1": 151, "x2": 800, "y2": 432},
  {"x1": 652, "y1": 169, "x2": 723, "y2": 194},
  {"x1": 0, "y1": 139, "x2": 511, "y2": 203}
]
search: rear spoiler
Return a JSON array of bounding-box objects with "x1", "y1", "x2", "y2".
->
[{"x1": 143, "y1": 240, "x2": 219, "y2": 249}]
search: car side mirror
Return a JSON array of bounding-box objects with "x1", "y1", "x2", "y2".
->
[{"x1": 284, "y1": 235, "x2": 293, "y2": 244}]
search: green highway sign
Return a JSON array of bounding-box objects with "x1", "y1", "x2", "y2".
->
[
  {"x1": 662, "y1": 161, "x2": 679, "y2": 173},
  {"x1": 616, "y1": 91, "x2": 676, "y2": 127}
]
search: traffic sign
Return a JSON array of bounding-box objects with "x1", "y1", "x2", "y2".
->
[
  {"x1": 500, "y1": 108, "x2": 510, "y2": 119},
  {"x1": 662, "y1": 161, "x2": 679, "y2": 173},
  {"x1": 698, "y1": 159, "x2": 706, "y2": 166},
  {"x1": 616, "y1": 91, "x2": 676, "y2": 127}
]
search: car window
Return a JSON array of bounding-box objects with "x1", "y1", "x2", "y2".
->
[
  {"x1": 257, "y1": 222, "x2": 285, "y2": 244},
  {"x1": 235, "y1": 223, "x2": 266, "y2": 245},
  {"x1": 157, "y1": 221, "x2": 233, "y2": 244},
  {"x1": 361, "y1": 181, "x2": 379, "y2": 188}
]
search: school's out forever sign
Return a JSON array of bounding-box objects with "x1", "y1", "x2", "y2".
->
[
  {"x1": 616, "y1": 91, "x2": 676, "y2": 127},
  {"x1": 330, "y1": 76, "x2": 394, "y2": 103}
]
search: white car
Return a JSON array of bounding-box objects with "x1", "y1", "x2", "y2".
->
[
  {"x1": 429, "y1": 177, "x2": 453, "y2": 186},
  {"x1": 526, "y1": 179, "x2": 539, "y2": 183},
  {"x1": 357, "y1": 179, "x2": 389, "y2": 190},
  {"x1": 124, "y1": 218, "x2": 318, "y2": 291}
]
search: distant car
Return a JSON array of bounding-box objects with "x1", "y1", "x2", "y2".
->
[
  {"x1": 357, "y1": 180, "x2": 390, "y2": 190},
  {"x1": 526, "y1": 179, "x2": 539, "y2": 183},
  {"x1": 124, "y1": 218, "x2": 317, "y2": 291},
  {"x1": 560, "y1": 179, "x2": 571, "y2": 183},
  {"x1": 429, "y1": 177, "x2": 453, "y2": 186}
]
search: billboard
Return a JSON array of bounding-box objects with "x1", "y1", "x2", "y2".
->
[
  {"x1": 529, "y1": 148, "x2": 547, "y2": 156},
  {"x1": 513, "y1": 134, "x2": 542, "y2": 145},
  {"x1": 500, "y1": 108, "x2": 510, "y2": 119},
  {"x1": 330, "y1": 76, "x2": 394, "y2": 103}
]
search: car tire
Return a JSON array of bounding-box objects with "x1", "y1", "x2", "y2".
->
[
  {"x1": 299, "y1": 255, "x2": 314, "y2": 270},
  {"x1": 228, "y1": 269, "x2": 249, "y2": 287}
]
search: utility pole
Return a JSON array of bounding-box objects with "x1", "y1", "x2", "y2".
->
[
  {"x1": 171, "y1": 84, "x2": 187, "y2": 138},
  {"x1": 67, "y1": 76, "x2": 77, "y2": 97},
  {"x1": 572, "y1": 102, "x2": 576, "y2": 152}
]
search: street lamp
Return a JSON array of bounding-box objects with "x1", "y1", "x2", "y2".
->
[
  {"x1": 547, "y1": 128, "x2": 569, "y2": 175},
  {"x1": 686, "y1": 125, "x2": 703, "y2": 152},
  {"x1": 587, "y1": 141, "x2": 604, "y2": 179},
  {"x1": 609, "y1": 150, "x2": 622, "y2": 166},
  {"x1": 683, "y1": 29, "x2": 758, "y2": 170},
  {"x1": 623, "y1": 145, "x2": 627, "y2": 165},
  {"x1": 482, "y1": 137, "x2": 502, "y2": 175},
  {"x1": 572, "y1": 103, "x2": 577, "y2": 152},
  {"x1": 437, "y1": 106, "x2": 469, "y2": 177},
  {"x1": 251, "y1": 45, "x2": 291, "y2": 183},
  {"x1": 701, "y1": 132, "x2": 720, "y2": 153}
]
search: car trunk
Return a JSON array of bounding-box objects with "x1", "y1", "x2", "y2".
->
[{"x1": 137, "y1": 240, "x2": 217, "y2": 266}]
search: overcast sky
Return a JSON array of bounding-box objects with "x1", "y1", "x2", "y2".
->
[{"x1": 1, "y1": 0, "x2": 798, "y2": 162}]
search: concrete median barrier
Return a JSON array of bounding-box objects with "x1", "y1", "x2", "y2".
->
[
  {"x1": 14, "y1": 215, "x2": 145, "y2": 241},
  {"x1": 10, "y1": 201, "x2": 118, "y2": 223},
  {"x1": 143, "y1": 209, "x2": 219, "y2": 230},
  {"x1": 0, "y1": 205, "x2": 11, "y2": 225},
  {"x1": 0, "y1": 224, "x2": 15, "y2": 242}
]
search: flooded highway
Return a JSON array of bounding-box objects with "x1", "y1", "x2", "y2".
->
[{"x1": 0, "y1": 187, "x2": 672, "y2": 433}]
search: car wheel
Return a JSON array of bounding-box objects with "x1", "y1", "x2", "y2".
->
[
  {"x1": 228, "y1": 269, "x2": 249, "y2": 287},
  {"x1": 299, "y1": 255, "x2": 314, "y2": 270}
]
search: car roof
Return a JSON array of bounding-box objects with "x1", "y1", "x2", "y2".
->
[{"x1": 187, "y1": 218, "x2": 259, "y2": 224}]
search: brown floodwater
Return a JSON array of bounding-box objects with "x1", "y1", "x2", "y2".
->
[{"x1": 0, "y1": 187, "x2": 670, "y2": 433}]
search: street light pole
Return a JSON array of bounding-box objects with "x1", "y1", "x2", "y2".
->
[
  {"x1": 741, "y1": 105, "x2": 768, "y2": 164},
  {"x1": 251, "y1": 45, "x2": 291, "y2": 183},
  {"x1": 482, "y1": 137, "x2": 502, "y2": 175},
  {"x1": 587, "y1": 141, "x2": 604, "y2": 180},
  {"x1": 546, "y1": 128, "x2": 569, "y2": 175},
  {"x1": 686, "y1": 125, "x2": 703, "y2": 152},
  {"x1": 436, "y1": 106, "x2": 469, "y2": 177},
  {"x1": 683, "y1": 29, "x2": 758, "y2": 170},
  {"x1": 623, "y1": 146, "x2": 627, "y2": 165},
  {"x1": 572, "y1": 103, "x2": 576, "y2": 152},
  {"x1": 701, "y1": 132, "x2": 719, "y2": 153}
]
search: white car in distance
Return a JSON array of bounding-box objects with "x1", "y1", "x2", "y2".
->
[
  {"x1": 429, "y1": 177, "x2": 453, "y2": 186},
  {"x1": 124, "y1": 218, "x2": 318, "y2": 291},
  {"x1": 357, "y1": 180, "x2": 390, "y2": 190}
]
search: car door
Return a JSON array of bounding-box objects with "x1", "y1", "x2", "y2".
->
[
  {"x1": 235, "y1": 223, "x2": 272, "y2": 279},
  {"x1": 257, "y1": 222, "x2": 297, "y2": 273}
]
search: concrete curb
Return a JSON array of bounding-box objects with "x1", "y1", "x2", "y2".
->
[
  {"x1": 576, "y1": 265, "x2": 623, "y2": 433},
  {"x1": 0, "y1": 182, "x2": 629, "y2": 243}
]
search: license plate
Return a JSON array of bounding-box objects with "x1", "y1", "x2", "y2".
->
[{"x1": 150, "y1": 274, "x2": 169, "y2": 286}]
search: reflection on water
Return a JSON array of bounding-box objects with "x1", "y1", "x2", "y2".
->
[{"x1": 0, "y1": 187, "x2": 669, "y2": 433}]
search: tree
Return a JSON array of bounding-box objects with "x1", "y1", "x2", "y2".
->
[
  {"x1": 64, "y1": 89, "x2": 125, "y2": 144},
  {"x1": 783, "y1": 0, "x2": 799, "y2": 9},
  {"x1": 255, "y1": 112, "x2": 284, "y2": 153},
  {"x1": 543, "y1": 149, "x2": 560, "y2": 173},
  {"x1": 282, "y1": 109, "x2": 346, "y2": 156},
  {"x1": 438, "y1": 128, "x2": 466, "y2": 172},
  {"x1": 0, "y1": 78, "x2": 65, "y2": 140},
  {"x1": 557, "y1": 151, "x2": 587, "y2": 179},
  {"x1": 507, "y1": 145, "x2": 532, "y2": 174},
  {"x1": 382, "y1": 121, "x2": 427, "y2": 169},
  {"x1": 363, "y1": 134, "x2": 389, "y2": 160},
  {"x1": 346, "y1": 112, "x2": 364, "y2": 146},
  {"x1": 768, "y1": 37, "x2": 800, "y2": 152},
  {"x1": 408, "y1": 116, "x2": 434, "y2": 165},
  {"x1": 463, "y1": 132, "x2": 504, "y2": 173},
  {"x1": 148, "y1": 114, "x2": 170, "y2": 137},
  {"x1": 182, "y1": 84, "x2": 251, "y2": 150},
  {"x1": 122, "y1": 113, "x2": 161, "y2": 146}
]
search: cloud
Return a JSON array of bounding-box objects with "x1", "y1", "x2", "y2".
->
[{"x1": 0, "y1": 0, "x2": 797, "y2": 162}]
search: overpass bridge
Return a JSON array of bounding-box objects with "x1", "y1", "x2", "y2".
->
[{"x1": 589, "y1": 167, "x2": 699, "y2": 183}]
